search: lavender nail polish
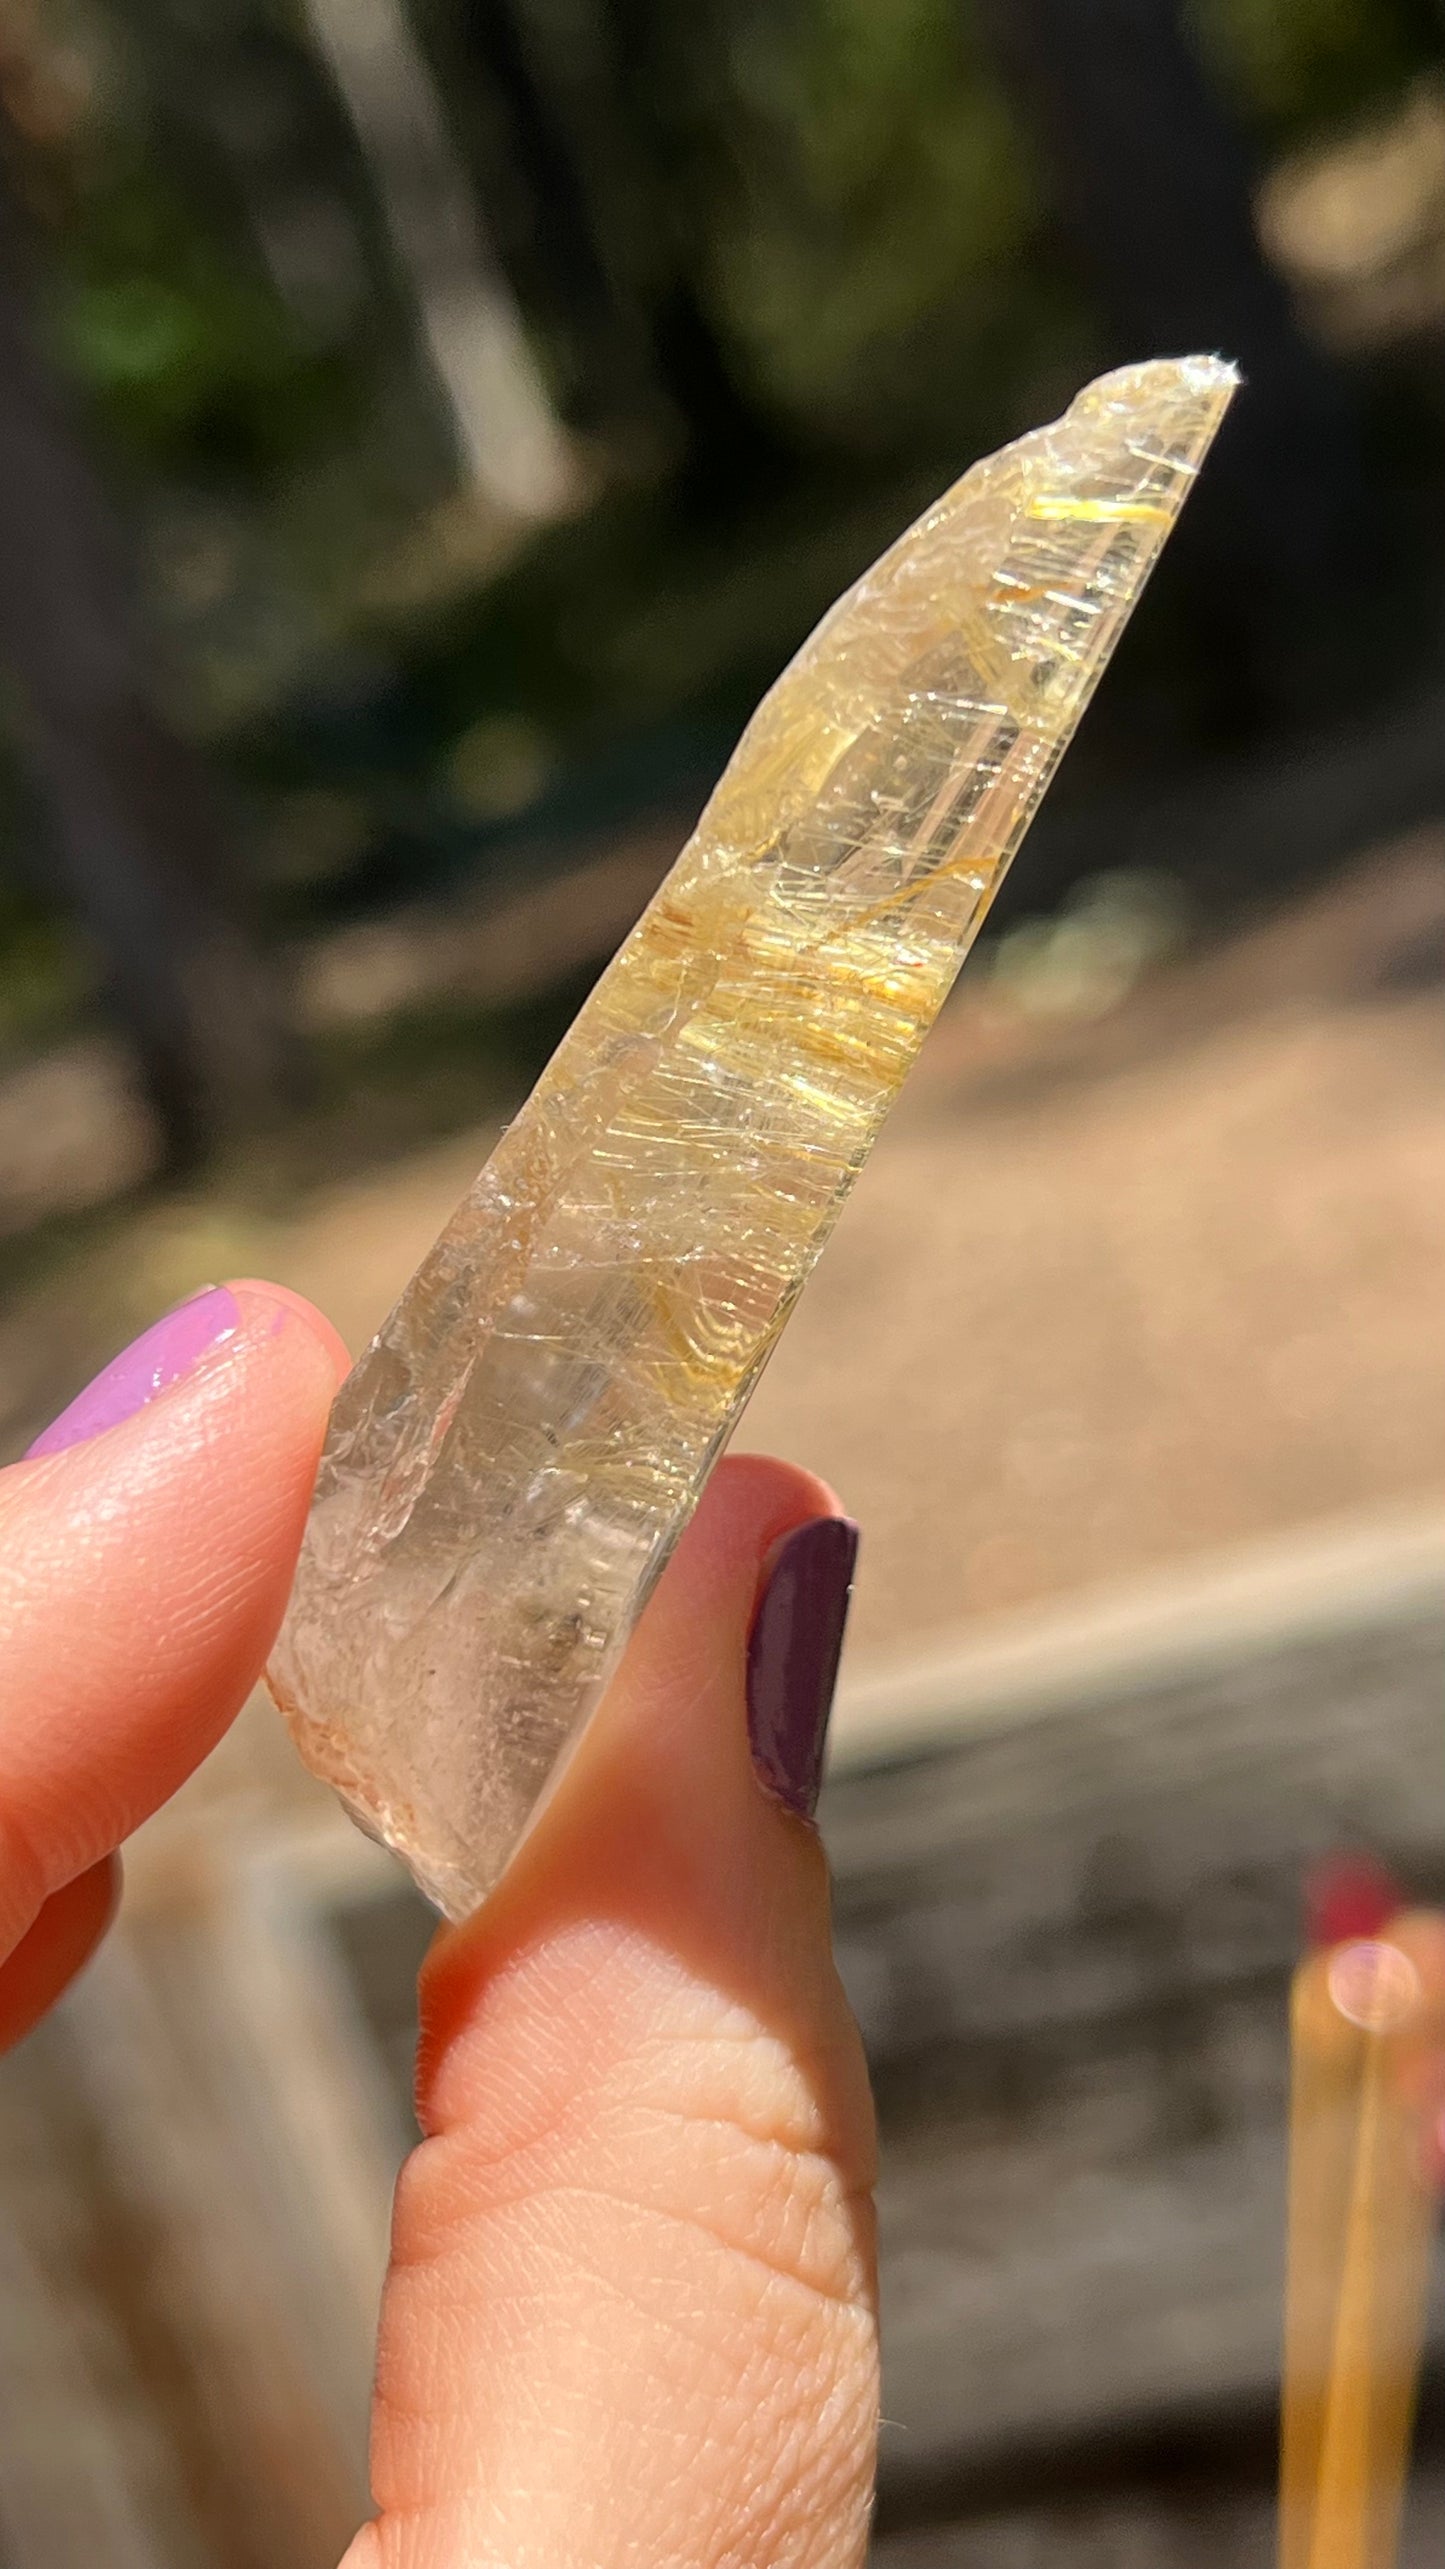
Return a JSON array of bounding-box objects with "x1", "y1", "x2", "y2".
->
[
  {"x1": 746, "y1": 1517, "x2": 859, "y2": 1819},
  {"x1": 26, "y1": 1286, "x2": 243, "y2": 1458}
]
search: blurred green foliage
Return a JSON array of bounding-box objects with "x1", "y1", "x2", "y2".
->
[
  {"x1": 6, "y1": 0, "x2": 1445, "y2": 976},
  {"x1": 715, "y1": 0, "x2": 1048, "y2": 435},
  {"x1": 47, "y1": 0, "x2": 1440, "y2": 499},
  {"x1": 52, "y1": 166, "x2": 349, "y2": 478},
  {"x1": 1195, "y1": 0, "x2": 1436, "y2": 131},
  {"x1": 0, "y1": 878, "x2": 84, "y2": 1051}
]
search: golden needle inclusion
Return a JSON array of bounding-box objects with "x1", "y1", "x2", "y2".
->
[{"x1": 269, "y1": 355, "x2": 1236, "y2": 1917}]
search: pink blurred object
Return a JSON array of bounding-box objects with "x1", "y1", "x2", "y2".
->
[{"x1": 1304, "y1": 1853, "x2": 1404, "y2": 1954}]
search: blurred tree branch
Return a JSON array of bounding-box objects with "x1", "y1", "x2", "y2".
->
[
  {"x1": 435, "y1": 0, "x2": 797, "y2": 510},
  {"x1": 299, "y1": 0, "x2": 577, "y2": 519},
  {"x1": 0, "y1": 140, "x2": 296, "y2": 1174}
]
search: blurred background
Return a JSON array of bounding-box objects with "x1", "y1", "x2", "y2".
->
[{"x1": 2, "y1": 0, "x2": 1445, "y2": 2560}]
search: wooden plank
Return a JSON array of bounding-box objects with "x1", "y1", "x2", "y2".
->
[
  {"x1": 869, "y1": 2421, "x2": 1445, "y2": 2566},
  {"x1": 0, "y1": 2040, "x2": 202, "y2": 2569},
  {"x1": 0, "y1": 1824, "x2": 403, "y2": 2569},
  {"x1": 873, "y1": 2479, "x2": 1278, "y2": 2568},
  {"x1": 819, "y1": 1607, "x2": 1445, "y2": 2506},
  {"x1": 1, "y1": 1577, "x2": 1439, "y2": 2560},
  {"x1": 50, "y1": 1879, "x2": 392, "y2": 2568}
]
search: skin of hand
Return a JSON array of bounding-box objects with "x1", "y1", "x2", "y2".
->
[{"x1": 0, "y1": 1280, "x2": 881, "y2": 2569}]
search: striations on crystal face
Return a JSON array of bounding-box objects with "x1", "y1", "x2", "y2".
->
[{"x1": 268, "y1": 356, "x2": 1237, "y2": 1918}]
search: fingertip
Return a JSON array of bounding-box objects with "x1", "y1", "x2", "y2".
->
[
  {"x1": 0, "y1": 1285, "x2": 346, "y2": 1906},
  {"x1": 414, "y1": 1453, "x2": 853, "y2": 2126},
  {"x1": 416, "y1": 1909, "x2": 488, "y2": 2129},
  {"x1": 703, "y1": 1450, "x2": 845, "y2": 1545},
  {"x1": 385, "y1": 1459, "x2": 880, "y2": 2569},
  {"x1": 0, "y1": 1854, "x2": 120, "y2": 2052},
  {"x1": 225, "y1": 1279, "x2": 353, "y2": 1384},
  {"x1": 656, "y1": 1452, "x2": 846, "y2": 1629},
  {"x1": 14, "y1": 1280, "x2": 347, "y2": 1477}
]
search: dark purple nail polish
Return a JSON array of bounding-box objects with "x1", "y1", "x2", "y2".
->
[
  {"x1": 747, "y1": 1516, "x2": 858, "y2": 1820},
  {"x1": 25, "y1": 1286, "x2": 243, "y2": 1458}
]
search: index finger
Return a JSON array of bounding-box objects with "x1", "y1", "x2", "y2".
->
[{"x1": 0, "y1": 1281, "x2": 347, "y2": 1957}]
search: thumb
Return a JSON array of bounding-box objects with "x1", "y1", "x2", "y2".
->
[{"x1": 353, "y1": 1455, "x2": 879, "y2": 2569}]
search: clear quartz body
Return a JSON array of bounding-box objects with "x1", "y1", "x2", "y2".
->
[{"x1": 268, "y1": 356, "x2": 1236, "y2": 1917}]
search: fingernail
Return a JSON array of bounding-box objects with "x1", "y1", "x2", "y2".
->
[
  {"x1": 25, "y1": 1286, "x2": 244, "y2": 1458},
  {"x1": 747, "y1": 1516, "x2": 858, "y2": 1820}
]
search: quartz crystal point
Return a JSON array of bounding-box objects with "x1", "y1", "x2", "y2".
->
[{"x1": 270, "y1": 355, "x2": 1236, "y2": 1917}]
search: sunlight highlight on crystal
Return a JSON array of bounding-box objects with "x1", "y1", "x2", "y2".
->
[{"x1": 268, "y1": 356, "x2": 1237, "y2": 1916}]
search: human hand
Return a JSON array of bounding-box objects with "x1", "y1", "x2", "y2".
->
[{"x1": 1, "y1": 1281, "x2": 879, "y2": 2567}]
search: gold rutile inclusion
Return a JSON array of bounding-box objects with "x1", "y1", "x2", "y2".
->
[{"x1": 269, "y1": 357, "x2": 1236, "y2": 1917}]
